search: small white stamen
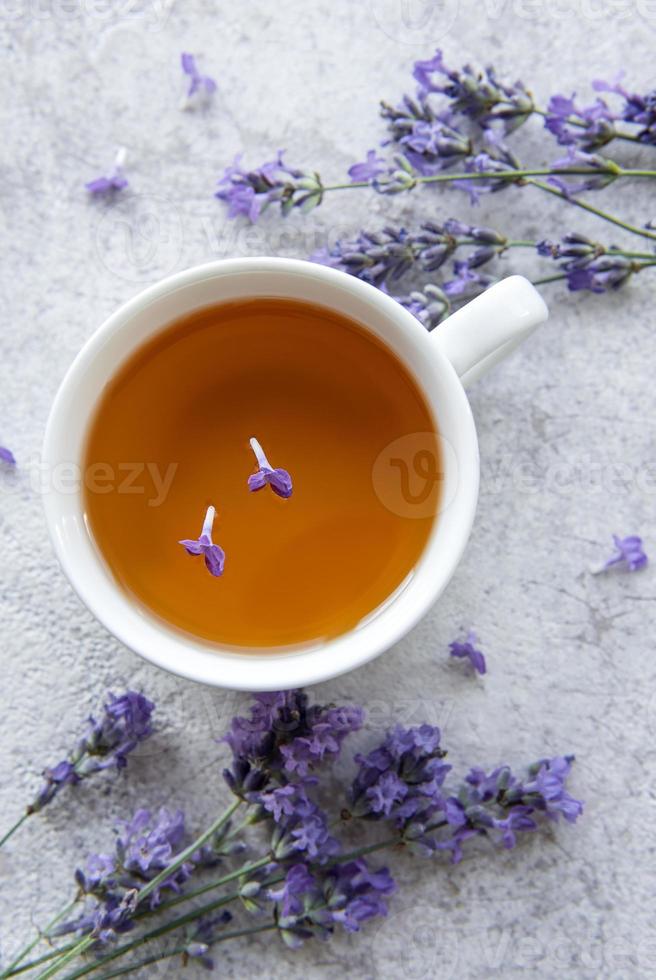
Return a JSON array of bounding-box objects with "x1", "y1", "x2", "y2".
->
[
  {"x1": 249, "y1": 436, "x2": 271, "y2": 470},
  {"x1": 201, "y1": 505, "x2": 216, "y2": 540},
  {"x1": 114, "y1": 146, "x2": 127, "y2": 170}
]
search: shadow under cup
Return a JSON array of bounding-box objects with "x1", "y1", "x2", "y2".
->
[{"x1": 81, "y1": 295, "x2": 448, "y2": 650}]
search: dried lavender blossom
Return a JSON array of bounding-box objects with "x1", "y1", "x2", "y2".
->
[
  {"x1": 184, "y1": 912, "x2": 233, "y2": 969},
  {"x1": 591, "y1": 534, "x2": 648, "y2": 573},
  {"x1": 412, "y1": 49, "x2": 534, "y2": 134},
  {"x1": 181, "y1": 52, "x2": 217, "y2": 102},
  {"x1": 544, "y1": 93, "x2": 616, "y2": 151},
  {"x1": 215, "y1": 151, "x2": 322, "y2": 221},
  {"x1": 348, "y1": 150, "x2": 386, "y2": 182},
  {"x1": 179, "y1": 505, "x2": 225, "y2": 578},
  {"x1": 312, "y1": 219, "x2": 506, "y2": 288},
  {"x1": 0, "y1": 446, "x2": 15, "y2": 466},
  {"x1": 85, "y1": 147, "x2": 129, "y2": 195},
  {"x1": 393, "y1": 283, "x2": 451, "y2": 331},
  {"x1": 536, "y1": 233, "x2": 642, "y2": 293},
  {"x1": 31, "y1": 692, "x2": 154, "y2": 813},
  {"x1": 247, "y1": 436, "x2": 293, "y2": 498},
  {"x1": 222, "y1": 691, "x2": 363, "y2": 798},
  {"x1": 449, "y1": 630, "x2": 487, "y2": 675},
  {"x1": 594, "y1": 76, "x2": 656, "y2": 144}
]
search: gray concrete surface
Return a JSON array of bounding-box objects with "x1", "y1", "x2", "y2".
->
[{"x1": 1, "y1": 1, "x2": 655, "y2": 977}]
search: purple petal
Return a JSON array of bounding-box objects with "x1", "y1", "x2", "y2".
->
[
  {"x1": 268, "y1": 468, "x2": 293, "y2": 498},
  {"x1": 203, "y1": 544, "x2": 225, "y2": 578},
  {"x1": 181, "y1": 52, "x2": 196, "y2": 75},
  {"x1": 179, "y1": 538, "x2": 204, "y2": 556},
  {"x1": 248, "y1": 470, "x2": 268, "y2": 492},
  {"x1": 0, "y1": 446, "x2": 16, "y2": 466}
]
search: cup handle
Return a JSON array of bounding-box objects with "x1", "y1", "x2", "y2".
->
[{"x1": 431, "y1": 275, "x2": 549, "y2": 387}]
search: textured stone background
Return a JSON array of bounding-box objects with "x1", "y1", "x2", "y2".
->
[{"x1": 1, "y1": 1, "x2": 655, "y2": 977}]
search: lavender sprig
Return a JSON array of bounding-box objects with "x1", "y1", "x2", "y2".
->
[
  {"x1": 0, "y1": 692, "x2": 154, "y2": 852},
  {"x1": 215, "y1": 151, "x2": 323, "y2": 222},
  {"x1": 30, "y1": 693, "x2": 582, "y2": 980}
]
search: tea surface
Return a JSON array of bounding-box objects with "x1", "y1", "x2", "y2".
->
[{"x1": 83, "y1": 298, "x2": 440, "y2": 647}]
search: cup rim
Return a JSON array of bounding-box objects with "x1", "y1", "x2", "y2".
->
[{"x1": 42, "y1": 257, "x2": 480, "y2": 690}]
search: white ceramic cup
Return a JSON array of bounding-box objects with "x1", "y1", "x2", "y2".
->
[{"x1": 43, "y1": 258, "x2": 547, "y2": 691}]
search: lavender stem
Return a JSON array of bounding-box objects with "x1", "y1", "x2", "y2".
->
[
  {"x1": 0, "y1": 812, "x2": 29, "y2": 849},
  {"x1": 526, "y1": 178, "x2": 656, "y2": 241},
  {"x1": 0, "y1": 898, "x2": 78, "y2": 979}
]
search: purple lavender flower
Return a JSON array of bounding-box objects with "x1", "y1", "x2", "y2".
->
[
  {"x1": 269, "y1": 784, "x2": 340, "y2": 863},
  {"x1": 544, "y1": 93, "x2": 616, "y2": 150},
  {"x1": 185, "y1": 912, "x2": 233, "y2": 970},
  {"x1": 222, "y1": 691, "x2": 363, "y2": 798},
  {"x1": 179, "y1": 505, "x2": 225, "y2": 577},
  {"x1": 449, "y1": 630, "x2": 487, "y2": 675},
  {"x1": 312, "y1": 220, "x2": 505, "y2": 289},
  {"x1": 536, "y1": 233, "x2": 637, "y2": 293},
  {"x1": 348, "y1": 150, "x2": 386, "y2": 183},
  {"x1": 592, "y1": 534, "x2": 648, "y2": 574},
  {"x1": 0, "y1": 446, "x2": 15, "y2": 466},
  {"x1": 270, "y1": 858, "x2": 395, "y2": 948},
  {"x1": 215, "y1": 151, "x2": 322, "y2": 222},
  {"x1": 181, "y1": 52, "x2": 217, "y2": 101},
  {"x1": 549, "y1": 146, "x2": 619, "y2": 196},
  {"x1": 349, "y1": 724, "x2": 451, "y2": 831},
  {"x1": 31, "y1": 691, "x2": 154, "y2": 813},
  {"x1": 59, "y1": 807, "x2": 206, "y2": 944},
  {"x1": 247, "y1": 437, "x2": 293, "y2": 498},
  {"x1": 443, "y1": 261, "x2": 496, "y2": 300},
  {"x1": 85, "y1": 148, "x2": 129, "y2": 195},
  {"x1": 433, "y1": 756, "x2": 582, "y2": 861},
  {"x1": 411, "y1": 49, "x2": 534, "y2": 133},
  {"x1": 380, "y1": 96, "x2": 472, "y2": 176},
  {"x1": 393, "y1": 283, "x2": 451, "y2": 331},
  {"x1": 594, "y1": 76, "x2": 656, "y2": 144}
]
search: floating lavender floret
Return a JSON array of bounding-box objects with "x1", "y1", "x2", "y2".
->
[
  {"x1": 247, "y1": 436, "x2": 293, "y2": 498},
  {"x1": 31, "y1": 691, "x2": 155, "y2": 813},
  {"x1": 591, "y1": 534, "x2": 648, "y2": 574},
  {"x1": 0, "y1": 446, "x2": 15, "y2": 466},
  {"x1": 449, "y1": 630, "x2": 487, "y2": 675},
  {"x1": 85, "y1": 147, "x2": 129, "y2": 195},
  {"x1": 348, "y1": 150, "x2": 386, "y2": 183},
  {"x1": 179, "y1": 504, "x2": 225, "y2": 578},
  {"x1": 181, "y1": 52, "x2": 217, "y2": 102}
]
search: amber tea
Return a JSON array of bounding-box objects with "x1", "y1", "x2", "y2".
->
[{"x1": 83, "y1": 297, "x2": 441, "y2": 648}]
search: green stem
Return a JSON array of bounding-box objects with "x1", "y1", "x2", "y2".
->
[
  {"x1": 36, "y1": 799, "x2": 243, "y2": 980},
  {"x1": 526, "y1": 178, "x2": 656, "y2": 241},
  {"x1": 131, "y1": 798, "x2": 242, "y2": 907},
  {"x1": 0, "y1": 899, "x2": 78, "y2": 978},
  {"x1": 530, "y1": 105, "x2": 644, "y2": 145},
  {"x1": 0, "y1": 812, "x2": 29, "y2": 849},
  {"x1": 59, "y1": 890, "x2": 272, "y2": 980},
  {"x1": 2, "y1": 944, "x2": 77, "y2": 979},
  {"x1": 531, "y1": 272, "x2": 570, "y2": 286},
  {"x1": 325, "y1": 165, "x2": 656, "y2": 194},
  {"x1": 93, "y1": 924, "x2": 278, "y2": 980}
]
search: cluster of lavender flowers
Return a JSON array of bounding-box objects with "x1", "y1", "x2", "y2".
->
[
  {"x1": 312, "y1": 219, "x2": 656, "y2": 328},
  {"x1": 31, "y1": 691, "x2": 154, "y2": 813},
  {"x1": 30, "y1": 688, "x2": 581, "y2": 974}
]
